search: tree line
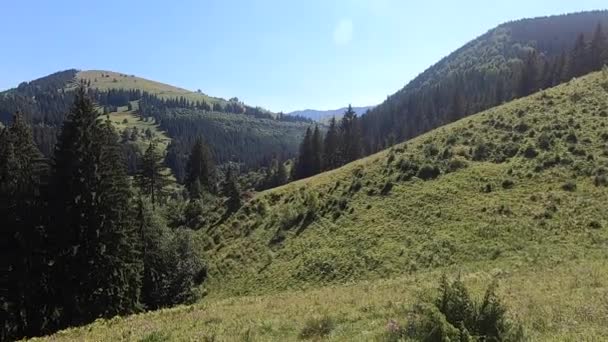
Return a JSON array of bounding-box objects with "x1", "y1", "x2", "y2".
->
[
  {"x1": 360, "y1": 19, "x2": 608, "y2": 156},
  {"x1": 293, "y1": 105, "x2": 362, "y2": 180},
  {"x1": 288, "y1": 21, "x2": 608, "y2": 183}
]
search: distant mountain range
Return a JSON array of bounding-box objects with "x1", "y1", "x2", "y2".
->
[{"x1": 288, "y1": 106, "x2": 374, "y2": 122}]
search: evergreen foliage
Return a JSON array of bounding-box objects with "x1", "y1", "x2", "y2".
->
[
  {"x1": 136, "y1": 140, "x2": 171, "y2": 208},
  {"x1": 185, "y1": 137, "x2": 216, "y2": 198}
]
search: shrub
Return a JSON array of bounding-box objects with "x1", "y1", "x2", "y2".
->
[
  {"x1": 139, "y1": 331, "x2": 171, "y2": 342},
  {"x1": 424, "y1": 143, "x2": 439, "y2": 157},
  {"x1": 589, "y1": 220, "x2": 602, "y2": 229},
  {"x1": 142, "y1": 203, "x2": 207, "y2": 309},
  {"x1": 501, "y1": 179, "x2": 515, "y2": 189},
  {"x1": 417, "y1": 164, "x2": 440, "y2": 180},
  {"x1": 565, "y1": 131, "x2": 578, "y2": 144},
  {"x1": 381, "y1": 181, "x2": 394, "y2": 195},
  {"x1": 447, "y1": 157, "x2": 468, "y2": 172},
  {"x1": 398, "y1": 158, "x2": 419, "y2": 180},
  {"x1": 536, "y1": 132, "x2": 553, "y2": 150},
  {"x1": 522, "y1": 145, "x2": 538, "y2": 158},
  {"x1": 472, "y1": 142, "x2": 491, "y2": 161},
  {"x1": 299, "y1": 316, "x2": 334, "y2": 340},
  {"x1": 594, "y1": 174, "x2": 608, "y2": 187},
  {"x1": 402, "y1": 276, "x2": 523, "y2": 341},
  {"x1": 561, "y1": 181, "x2": 577, "y2": 192}
]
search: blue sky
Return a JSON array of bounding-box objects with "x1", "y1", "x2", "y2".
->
[{"x1": 1, "y1": 1, "x2": 606, "y2": 112}]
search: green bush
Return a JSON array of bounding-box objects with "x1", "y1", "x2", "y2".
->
[
  {"x1": 502, "y1": 179, "x2": 515, "y2": 189},
  {"x1": 447, "y1": 157, "x2": 468, "y2": 172},
  {"x1": 299, "y1": 316, "x2": 334, "y2": 340},
  {"x1": 561, "y1": 181, "x2": 577, "y2": 192},
  {"x1": 141, "y1": 201, "x2": 207, "y2": 309},
  {"x1": 522, "y1": 145, "x2": 538, "y2": 158},
  {"x1": 402, "y1": 276, "x2": 524, "y2": 341},
  {"x1": 417, "y1": 164, "x2": 441, "y2": 180},
  {"x1": 381, "y1": 181, "x2": 394, "y2": 195}
]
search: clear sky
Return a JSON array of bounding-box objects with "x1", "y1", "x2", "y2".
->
[{"x1": 1, "y1": 1, "x2": 606, "y2": 112}]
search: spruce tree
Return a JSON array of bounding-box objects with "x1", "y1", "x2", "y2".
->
[
  {"x1": 0, "y1": 112, "x2": 48, "y2": 340},
  {"x1": 323, "y1": 117, "x2": 339, "y2": 170},
  {"x1": 295, "y1": 127, "x2": 313, "y2": 179},
  {"x1": 274, "y1": 159, "x2": 289, "y2": 186},
  {"x1": 568, "y1": 33, "x2": 589, "y2": 78},
  {"x1": 590, "y1": 23, "x2": 608, "y2": 70},
  {"x1": 311, "y1": 125, "x2": 323, "y2": 175},
  {"x1": 49, "y1": 85, "x2": 142, "y2": 327},
  {"x1": 519, "y1": 50, "x2": 540, "y2": 96},
  {"x1": 222, "y1": 167, "x2": 241, "y2": 213},
  {"x1": 185, "y1": 137, "x2": 215, "y2": 198},
  {"x1": 136, "y1": 140, "x2": 170, "y2": 209},
  {"x1": 339, "y1": 105, "x2": 362, "y2": 164}
]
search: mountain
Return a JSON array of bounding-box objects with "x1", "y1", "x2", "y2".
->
[
  {"x1": 0, "y1": 69, "x2": 312, "y2": 175},
  {"x1": 361, "y1": 10, "x2": 608, "y2": 152},
  {"x1": 288, "y1": 105, "x2": 374, "y2": 122},
  {"x1": 36, "y1": 68, "x2": 608, "y2": 341}
]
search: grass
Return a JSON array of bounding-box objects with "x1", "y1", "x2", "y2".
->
[
  {"x1": 34, "y1": 71, "x2": 608, "y2": 340},
  {"x1": 77, "y1": 70, "x2": 226, "y2": 106},
  {"x1": 29, "y1": 260, "x2": 608, "y2": 341},
  {"x1": 106, "y1": 102, "x2": 170, "y2": 152}
]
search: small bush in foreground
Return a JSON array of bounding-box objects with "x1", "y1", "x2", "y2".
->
[
  {"x1": 561, "y1": 181, "x2": 577, "y2": 192},
  {"x1": 389, "y1": 276, "x2": 525, "y2": 341},
  {"x1": 299, "y1": 315, "x2": 335, "y2": 340},
  {"x1": 417, "y1": 164, "x2": 440, "y2": 180}
]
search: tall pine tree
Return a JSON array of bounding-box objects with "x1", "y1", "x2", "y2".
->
[
  {"x1": 222, "y1": 167, "x2": 241, "y2": 213},
  {"x1": 48, "y1": 85, "x2": 142, "y2": 327},
  {"x1": 323, "y1": 117, "x2": 339, "y2": 170},
  {"x1": 590, "y1": 23, "x2": 608, "y2": 71},
  {"x1": 185, "y1": 137, "x2": 215, "y2": 199},
  {"x1": 295, "y1": 127, "x2": 313, "y2": 179},
  {"x1": 136, "y1": 140, "x2": 170, "y2": 209},
  {"x1": 311, "y1": 125, "x2": 323, "y2": 175},
  {"x1": 339, "y1": 105, "x2": 361, "y2": 164},
  {"x1": 0, "y1": 112, "x2": 48, "y2": 340}
]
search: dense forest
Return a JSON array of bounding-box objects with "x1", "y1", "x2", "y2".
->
[
  {"x1": 292, "y1": 13, "x2": 608, "y2": 181},
  {"x1": 0, "y1": 86, "x2": 245, "y2": 341},
  {"x1": 360, "y1": 11, "x2": 608, "y2": 154},
  {"x1": 0, "y1": 71, "x2": 311, "y2": 172}
]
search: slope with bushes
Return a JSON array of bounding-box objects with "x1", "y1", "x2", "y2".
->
[{"x1": 204, "y1": 69, "x2": 608, "y2": 295}]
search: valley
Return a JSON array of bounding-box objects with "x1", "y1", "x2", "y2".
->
[{"x1": 2, "y1": 8, "x2": 608, "y2": 342}]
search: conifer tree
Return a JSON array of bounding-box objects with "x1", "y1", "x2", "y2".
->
[
  {"x1": 136, "y1": 140, "x2": 170, "y2": 209},
  {"x1": 568, "y1": 33, "x2": 590, "y2": 78},
  {"x1": 311, "y1": 125, "x2": 323, "y2": 174},
  {"x1": 295, "y1": 127, "x2": 313, "y2": 179},
  {"x1": 185, "y1": 137, "x2": 215, "y2": 198},
  {"x1": 49, "y1": 85, "x2": 142, "y2": 327},
  {"x1": 519, "y1": 50, "x2": 540, "y2": 96},
  {"x1": 222, "y1": 167, "x2": 241, "y2": 213},
  {"x1": 0, "y1": 112, "x2": 48, "y2": 340},
  {"x1": 323, "y1": 117, "x2": 339, "y2": 170},
  {"x1": 590, "y1": 23, "x2": 608, "y2": 70},
  {"x1": 339, "y1": 105, "x2": 361, "y2": 164},
  {"x1": 274, "y1": 159, "x2": 289, "y2": 186}
]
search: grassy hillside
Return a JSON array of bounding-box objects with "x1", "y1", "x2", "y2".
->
[
  {"x1": 205, "y1": 69, "x2": 608, "y2": 295},
  {"x1": 77, "y1": 70, "x2": 225, "y2": 106},
  {"x1": 35, "y1": 70, "x2": 608, "y2": 341}
]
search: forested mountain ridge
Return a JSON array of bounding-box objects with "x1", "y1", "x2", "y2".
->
[
  {"x1": 361, "y1": 10, "x2": 608, "y2": 153},
  {"x1": 288, "y1": 105, "x2": 373, "y2": 122},
  {"x1": 0, "y1": 69, "x2": 313, "y2": 175}
]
